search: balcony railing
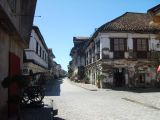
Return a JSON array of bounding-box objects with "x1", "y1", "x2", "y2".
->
[{"x1": 25, "y1": 50, "x2": 48, "y2": 68}]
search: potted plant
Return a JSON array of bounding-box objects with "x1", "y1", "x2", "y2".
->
[
  {"x1": 96, "y1": 75, "x2": 101, "y2": 88},
  {"x1": 1, "y1": 75, "x2": 30, "y2": 117},
  {"x1": 84, "y1": 76, "x2": 90, "y2": 84},
  {"x1": 96, "y1": 74, "x2": 105, "y2": 88}
]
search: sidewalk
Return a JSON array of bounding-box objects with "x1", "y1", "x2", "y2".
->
[{"x1": 70, "y1": 80, "x2": 98, "y2": 91}]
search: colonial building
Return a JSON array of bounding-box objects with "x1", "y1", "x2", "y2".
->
[
  {"x1": 23, "y1": 26, "x2": 49, "y2": 74},
  {"x1": 84, "y1": 12, "x2": 160, "y2": 88},
  {"x1": 48, "y1": 48, "x2": 56, "y2": 78},
  {"x1": 0, "y1": 0, "x2": 37, "y2": 119},
  {"x1": 55, "y1": 64, "x2": 62, "y2": 78},
  {"x1": 70, "y1": 37, "x2": 89, "y2": 80}
]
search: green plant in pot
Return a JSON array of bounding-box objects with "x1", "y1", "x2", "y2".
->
[
  {"x1": 96, "y1": 75, "x2": 101, "y2": 88},
  {"x1": 96, "y1": 74, "x2": 105, "y2": 88},
  {"x1": 84, "y1": 76, "x2": 90, "y2": 84}
]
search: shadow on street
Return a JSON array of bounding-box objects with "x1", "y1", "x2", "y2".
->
[
  {"x1": 53, "y1": 117, "x2": 66, "y2": 120},
  {"x1": 21, "y1": 107, "x2": 54, "y2": 120},
  {"x1": 45, "y1": 78, "x2": 63, "y2": 96}
]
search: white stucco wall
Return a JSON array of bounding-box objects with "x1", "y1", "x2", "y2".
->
[
  {"x1": 127, "y1": 34, "x2": 133, "y2": 50},
  {"x1": 100, "y1": 35, "x2": 110, "y2": 49},
  {"x1": 98, "y1": 33, "x2": 159, "y2": 59},
  {"x1": 149, "y1": 35, "x2": 160, "y2": 51},
  {"x1": 25, "y1": 29, "x2": 48, "y2": 69},
  {"x1": 30, "y1": 30, "x2": 48, "y2": 58}
]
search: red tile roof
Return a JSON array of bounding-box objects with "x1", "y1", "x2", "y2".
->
[{"x1": 100, "y1": 12, "x2": 160, "y2": 33}]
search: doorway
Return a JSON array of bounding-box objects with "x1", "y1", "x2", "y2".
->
[
  {"x1": 8, "y1": 52, "x2": 21, "y2": 116},
  {"x1": 113, "y1": 68, "x2": 125, "y2": 87}
]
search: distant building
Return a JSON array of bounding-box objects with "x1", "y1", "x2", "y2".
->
[
  {"x1": 48, "y1": 48, "x2": 56, "y2": 78},
  {"x1": 0, "y1": 0, "x2": 37, "y2": 119},
  {"x1": 70, "y1": 37, "x2": 89, "y2": 80},
  {"x1": 55, "y1": 64, "x2": 62, "y2": 78},
  {"x1": 52, "y1": 63, "x2": 66, "y2": 78},
  {"x1": 23, "y1": 26, "x2": 49, "y2": 75}
]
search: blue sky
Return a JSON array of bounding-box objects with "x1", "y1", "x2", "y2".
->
[{"x1": 33, "y1": 0, "x2": 160, "y2": 71}]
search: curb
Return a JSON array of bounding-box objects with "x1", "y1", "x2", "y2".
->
[
  {"x1": 76, "y1": 85, "x2": 98, "y2": 91},
  {"x1": 69, "y1": 80, "x2": 98, "y2": 91}
]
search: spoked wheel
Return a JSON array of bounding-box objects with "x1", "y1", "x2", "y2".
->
[
  {"x1": 21, "y1": 86, "x2": 45, "y2": 104},
  {"x1": 31, "y1": 92, "x2": 44, "y2": 102},
  {"x1": 21, "y1": 92, "x2": 30, "y2": 104},
  {"x1": 30, "y1": 86, "x2": 44, "y2": 103}
]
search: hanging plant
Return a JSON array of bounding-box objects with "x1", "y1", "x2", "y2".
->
[{"x1": 1, "y1": 75, "x2": 30, "y2": 88}]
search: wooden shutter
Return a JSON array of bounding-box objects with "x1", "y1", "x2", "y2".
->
[
  {"x1": 133, "y1": 39, "x2": 137, "y2": 51},
  {"x1": 124, "y1": 39, "x2": 127, "y2": 51},
  {"x1": 146, "y1": 39, "x2": 149, "y2": 51},
  {"x1": 110, "y1": 38, "x2": 114, "y2": 51}
]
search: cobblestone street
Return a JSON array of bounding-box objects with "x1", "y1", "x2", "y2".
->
[{"x1": 44, "y1": 78, "x2": 160, "y2": 120}]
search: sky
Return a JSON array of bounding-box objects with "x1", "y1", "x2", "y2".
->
[{"x1": 33, "y1": 0, "x2": 160, "y2": 71}]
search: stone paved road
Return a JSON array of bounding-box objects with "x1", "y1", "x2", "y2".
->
[{"x1": 44, "y1": 78, "x2": 160, "y2": 120}]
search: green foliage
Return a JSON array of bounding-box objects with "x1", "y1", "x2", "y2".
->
[
  {"x1": 97, "y1": 74, "x2": 105, "y2": 81},
  {"x1": 1, "y1": 75, "x2": 30, "y2": 88},
  {"x1": 84, "y1": 75, "x2": 90, "y2": 84}
]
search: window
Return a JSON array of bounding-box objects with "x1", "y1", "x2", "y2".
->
[
  {"x1": 96, "y1": 41, "x2": 100, "y2": 60},
  {"x1": 92, "y1": 45, "x2": 95, "y2": 62},
  {"x1": 136, "y1": 39, "x2": 148, "y2": 51},
  {"x1": 85, "y1": 53, "x2": 88, "y2": 65},
  {"x1": 45, "y1": 54, "x2": 46, "y2": 61},
  {"x1": 133, "y1": 38, "x2": 148, "y2": 59},
  {"x1": 96, "y1": 41, "x2": 100, "y2": 52},
  {"x1": 89, "y1": 49, "x2": 92, "y2": 63},
  {"x1": 110, "y1": 38, "x2": 127, "y2": 59},
  {"x1": 36, "y1": 42, "x2": 38, "y2": 54},
  {"x1": 42, "y1": 51, "x2": 44, "y2": 59},
  {"x1": 46, "y1": 54, "x2": 48, "y2": 62},
  {"x1": 40, "y1": 47, "x2": 41, "y2": 57},
  {"x1": 112, "y1": 38, "x2": 126, "y2": 51}
]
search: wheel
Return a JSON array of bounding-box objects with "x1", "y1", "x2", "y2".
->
[
  {"x1": 29, "y1": 86, "x2": 44, "y2": 103},
  {"x1": 21, "y1": 89, "x2": 30, "y2": 104}
]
